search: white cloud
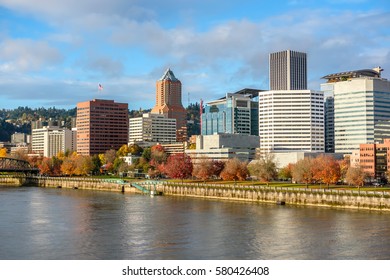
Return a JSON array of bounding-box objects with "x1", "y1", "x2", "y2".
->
[{"x1": 0, "y1": 39, "x2": 63, "y2": 72}]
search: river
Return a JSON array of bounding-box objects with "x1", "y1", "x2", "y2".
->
[{"x1": 1, "y1": 185, "x2": 390, "y2": 260}]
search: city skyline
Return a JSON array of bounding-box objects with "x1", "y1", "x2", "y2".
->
[{"x1": 0, "y1": 0, "x2": 389, "y2": 110}]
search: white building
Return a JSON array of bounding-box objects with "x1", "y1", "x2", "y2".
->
[
  {"x1": 259, "y1": 90, "x2": 324, "y2": 152},
  {"x1": 186, "y1": 133, "x2": 260, "y2": 163},
  {"x1": 321, "y1": 68, "x2": 390, "y2": 154},
  {"x1": 31, "y1": 126, "x2": 76, "y2": 157},
  {"x1": 129, "y1": 113, "x2": 176, "y2": 146}
]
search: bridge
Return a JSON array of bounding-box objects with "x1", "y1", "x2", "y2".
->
[{"x1": 0, "y1": 157, "x2": 39, "y2": 175}]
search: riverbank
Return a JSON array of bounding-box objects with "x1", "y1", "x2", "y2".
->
[{"x1": 1, "y1": 175, "x2": 390, "y2": 211}]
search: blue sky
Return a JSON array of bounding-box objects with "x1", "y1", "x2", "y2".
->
[{"x1": 0, "y1": 0, "x2": 389, "y2": 110}]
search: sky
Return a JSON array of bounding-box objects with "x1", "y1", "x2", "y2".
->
[{"x1": 0, "y1": 0, "x2": 389, "y2": 110}]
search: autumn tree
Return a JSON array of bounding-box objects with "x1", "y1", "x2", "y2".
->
[
  {"x1": 163, "y1": 153, "x2": 193, "y2": 181},
  {"x1": 292, "y1": 157, "x2": 315, "y2": 186},
  {"x1": 116, "y1": 144, "x2": 131, "y2": 157},
  {"x1": 313, "y1": 155, "x2": 341, "y2": 187},
  {"x1": 104, "y1": 149, "x2": 117, "y2": 164},
  {"x1": 0, "y1": 148, "x2": 7, "y2": 157},
  {"x1": 75, "y1": 155, "x2": 93, "y2": 176},
  {"x1": 279, "y1": 163, "x2": 294, "y2": 181},
  {"x1": 11, "y1": 148, "x2": 28, "y2": 161},
  {"x1": 248, "y1": 153, "x2": 277, "y2": 183},
  {"x1": 192, "y1": 158, "x2": 214, "y2": 181},
  {"x1": 220, "y1": 158, "x2": 249, "y2": 181},
  {"x1": 345, "y1": 166, "x2": 367, "y2": 188},
  {"x1": 212, "y1": 160, "x2": 225, "y2": 178},
  {"x1": 61, "y1": 153, "x2": 78, "y2": 176},
  {"x1": 38, "y1": 157, "x2": 62, "y2": 176},
  {"x1": 128, "y1": 144, "x2": 143, "y2": 156}
]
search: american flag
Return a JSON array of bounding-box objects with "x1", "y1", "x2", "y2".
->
[{"x1": 98, "y1": 83, "x2": 103, "y2": 90}]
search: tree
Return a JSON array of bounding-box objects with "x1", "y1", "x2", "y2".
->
[
  {"x1": 163, "y1": 153, "x2": 193, "y2": 181},
  {"x1": 292, "y1": 157, "x2": 315, "y2": 185},
  {"x1": 248, "y1": 153, "x2": 277, "y2": 183},
  {"x1": 75, "y1": 155, "x2": 93, "y2": 176},
  {"x1": 116, "y1": 144, "x2": 131, "y2": 157},
  {"x1": 128, "y1": 144, "x2": 143, "y2": 156},
  {"x1": 61, "y1": 154, "x2": 77, "y2": 176},
  {"x1": 212, "y1": 160, "x2": 225, "y2": 178},
  {"x1": 279, "y1": 163, "x2": 294, "y2": 181},
  {"x1": 10, "y1": 148, "x2": 28, "y2": 161},
  {"x1": 313, "y1": 155, "x2": 341, "y2": 187},
  {"x1": 150, "y1": 144, "x2": 168, "y2": 171},
  {"x1": 0, "y1": 148, "x2": 7, "y2": 157},
  {"x1": 38, "y1": 157, "x2": 62, "y2": 176},
  {"x1": 345, "y1": 166, "x2": 367, "y2": 188},
  {"x1": 104, "y1": 149, "x2": 117, "y2": 164},
  {"x1": 220, "y1": 158, "x2": 249, "y2": 181},
  {"x1": 91, "y1": 154, "x2": 102, "y2": 175},
  {"x1": 192, "y1": 158, "x2": 214, "y2": 181}
]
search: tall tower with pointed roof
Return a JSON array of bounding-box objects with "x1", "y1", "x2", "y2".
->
[{"x1": 151, "y1": 68, "x2": 187, "y2": 142}]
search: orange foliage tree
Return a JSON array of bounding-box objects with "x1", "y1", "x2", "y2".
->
[
  {"x1": 220, "y1": 158, "x2": 249, "y2": 181},
  {"x1": 313, "y1": 155, "x2": 341, "y2": 187},
  {"x1": 292, "y1": 157, "x2": 315, "y2": 185}
]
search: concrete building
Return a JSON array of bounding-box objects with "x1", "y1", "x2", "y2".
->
[
  {"x1": 321, "y1": 67, "x2": 390, "y2": 154},
  {"x1": 129, "y1": 113, "x2": 176, "y2": 146},
  {"x1": 186, "y1": 133, "x2": 260, "y2": 163},
  {"x1": 358, "y1": 139, "x2": 390, "y2": 181},
  {"x1": 76, "y1": 99, "x2": 129, "y2": 155},
  {"x1": 269, "y1": 50, "x2": 307, "y2": 91},
  {"x1": 151, "y1": 68, "x2": 187, "y2": 142},
  {"x1": 201, "y1": 88, "x2": 260, "y2": 136},
  {"x1": 31, "y1": 126, "x2": 75, "y2": 157},
  {"x1": 266, "y1": 151, "x2": 343, "y2": 169},
  {"x1": 259, "y1": 90, "x2": 324, "y2": 152},
  {"x1": 11, "y1": 132, "x2": 30, "y2": 144}
]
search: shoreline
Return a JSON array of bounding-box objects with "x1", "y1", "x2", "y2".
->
[{"x1": 1, "y1": 175, "x2": 390, "y2": 212}]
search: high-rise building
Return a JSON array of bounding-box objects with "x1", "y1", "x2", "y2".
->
[
  {"x1": 269, "y1": 50, "x2": 307, "y2": 90},
  {"x1": 129, "y1": 113, "x2": 176, "y2": 146},
  {"x1": 321, "y1": 67, "x2": 390, "y2": 154},
  {"x1": 259, "y1": 90, "x2": 324, "y2": 152},
  {"x1": 201, "y1": 88, "x2": 260, "y2": 136},
  {"x1": 76, "y1": 99, "x2": 129, "y2": 155},
  {"x1": 31, "y1": 126, "x2": 75, "y2": 157},
  {"x1": 151, "y1": 68, "x2": 187, "y2": 142},
  {"x1": 324, "y1": 96, "x2": 335, "y2": 153}
]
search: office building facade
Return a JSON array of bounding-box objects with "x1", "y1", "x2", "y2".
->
[
  {"x1": 201, "y1": 88, "x2": 259, "y2": 136},
  {"x1": 76, "y1": 99, "x2": 129, "y2": 155},
  {"x1": 259, "y1": 90, "x2": 324, "y2": 152},
  {"x1": 151, "y1": 68, "x2": 187, "y2": 142},
  {"x1": 269, "y1": 50, "x2": 307, "y2": 90},
  {"x1": 129, "y1": 113, "x2": 176, "y2": 146},
  {"x1": 321, "y1": 68, "x2": 390, "y2": 154},
  {"x1": 31, "y1": 126, "x2": 75, "y2": 157}
]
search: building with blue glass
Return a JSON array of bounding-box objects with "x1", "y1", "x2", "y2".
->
[{"x1": 201, "y1": 88, "x2": 260, "y2": 136}]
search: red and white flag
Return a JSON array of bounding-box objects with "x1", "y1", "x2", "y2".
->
[{"x1": 98, "y1": 83, "x2": 103, "y2": 90}]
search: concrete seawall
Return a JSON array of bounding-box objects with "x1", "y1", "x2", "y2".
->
[
  {"x1": 0, "y1": 176, "x2": 140, "y2": 193},
  {"x1": 2, "y1": 176, "x2": 390, "y2": 211},
  {"x1": 148, "y1": 182, "x2": 390, "y2": 211}
]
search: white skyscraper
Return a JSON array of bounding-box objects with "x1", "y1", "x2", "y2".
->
[
  {"x1": 31, "y1": 126, "x2": 75, "y2": 157},
  {"x1": 259, "y1": 90, "x2": 324, "y2": 152},
  {"x1": 321, "y1": 67, "x2": 390, "y2": 154}
]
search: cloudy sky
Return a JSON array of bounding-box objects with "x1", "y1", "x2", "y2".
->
[{"x1": 0, "y1": 0, "x2": 389, "y2": 110}]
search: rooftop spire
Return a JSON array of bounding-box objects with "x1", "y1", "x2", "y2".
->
[{"x1": 159, "y1": 68, "x2": 179, "y2": 82}]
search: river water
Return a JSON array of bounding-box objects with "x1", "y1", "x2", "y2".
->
[{"x1": 1, "y1": 185, "x2": 390, "y2": 260}]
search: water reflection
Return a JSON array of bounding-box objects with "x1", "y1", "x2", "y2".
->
[{"x1": 1, "y1": 186, "x2": 390, "y2": 260}]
